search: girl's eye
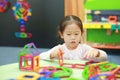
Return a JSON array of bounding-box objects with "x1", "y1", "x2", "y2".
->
[
  {"x1": 75, "y1": 33, "x2": 78, "y2": 35},
  {"x1": 67, "y1": 34, "x2": 71, "y2": 35}
]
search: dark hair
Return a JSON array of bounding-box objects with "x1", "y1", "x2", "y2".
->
[{"x1": 57, "y1": 15, "x2": 84, "y2": 39}]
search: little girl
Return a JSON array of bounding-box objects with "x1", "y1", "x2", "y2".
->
[{"x1": 40, "y1": 15, "x2": 107, "y2": 61}]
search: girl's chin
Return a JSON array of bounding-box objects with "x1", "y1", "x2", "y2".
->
[
  {"x1": 71, "y1": 42, "x2": 77, "y2": 45},
  {"x1": 69, "y1": 45, "x2": 77, "y2": 49}
]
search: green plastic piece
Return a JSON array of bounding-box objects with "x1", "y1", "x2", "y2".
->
[
  {"x1": 100, "y1": 63, "x2": 117, "y2": 71},
  {"x1": 52, "y1": 66, "x2": 72, "y2": 78},
  {"x1": 66, "y1": 77, "x2": 80, "y2": 80},
  {"x1": 82, "y1": 65, "x2": 89, "y2": 80}
]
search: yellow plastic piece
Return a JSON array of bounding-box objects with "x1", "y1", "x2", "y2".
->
[
  {"x1": 20, "y1": 8, "x2": 25, "y2": 13},
  {"x1": 28, "y1": 12, "x2": 32, "y2": 16},
  {"x1": 33, "y1": 56, "x2": 40, "y2": 72},
  {"x1": 17, "y1": 74, "x2": 40, "y2": 80},
  {"x1": 12, "y1": 7, "x2": 16, "y2": 10}
]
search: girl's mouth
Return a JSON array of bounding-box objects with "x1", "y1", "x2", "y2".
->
[{"x1": 71, "y1": 41, "x2": 76, "y2": 43}]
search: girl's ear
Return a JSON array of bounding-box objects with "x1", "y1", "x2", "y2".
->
[{"x1": 59, "y1": 31, "x2": 63, "y2": 39}]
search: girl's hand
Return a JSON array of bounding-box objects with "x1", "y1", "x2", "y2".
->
[
  {"x1": 82, "y1": 49, "x2": 100, "y2": 60},
  {"x1": 50, "y1": 45, "x2": 62, "y2": 59}
]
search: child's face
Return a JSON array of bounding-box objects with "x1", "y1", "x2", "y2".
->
[{"x1": 60, "y1": 23, "x2": 82, "y2": 50}]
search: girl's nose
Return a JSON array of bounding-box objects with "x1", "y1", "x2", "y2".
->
[{"x1": 71, "y1": 35, "x2": 75, "y2": 39}]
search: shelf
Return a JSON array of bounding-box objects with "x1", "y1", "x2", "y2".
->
[{"x1": 92, "y1": 45, "x2": 120, "y2": 49}]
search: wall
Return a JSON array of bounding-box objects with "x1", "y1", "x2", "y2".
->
[{"x1": 0, "y1": 0, "x2": 64, "y2": 48}]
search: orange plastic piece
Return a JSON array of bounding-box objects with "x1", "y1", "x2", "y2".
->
[{"x1": 58, "y1": 50, "x2": 64, "y2": 66}]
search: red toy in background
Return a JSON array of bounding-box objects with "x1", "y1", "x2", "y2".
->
[{"x1": 0, "y1": 0, "x2": 10, "y2": 13}]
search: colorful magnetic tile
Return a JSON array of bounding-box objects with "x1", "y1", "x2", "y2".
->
[
  {"x1": 0, "y1": 0, "x2": 10, "y2": 13},
  {"x1": 17, "y1": 74, "x2": 40, "y2": 80}
]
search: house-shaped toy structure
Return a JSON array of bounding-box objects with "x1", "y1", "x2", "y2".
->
[{"x1": 18, "y1": 42, "x2": 40, "y2": 72}]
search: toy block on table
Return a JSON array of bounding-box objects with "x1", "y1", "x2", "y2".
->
[
  {"x1": 39, "y1": 66, "x2": 60, "y2": 80},
  {"x1": 19, "y1": 42, "x2": 40, "y2": 56},
  {"x1": 58, "y1": 50, "x2": 64, "y2": 66},
  {"x1": 17, "y1": 73, "x2": 40, "y2": 80},
  {"x1": 82, "y1": 61, "x2": 119, "y2": 80},
  {"x1": 20, "y1": 54, "x2": 40, "y2": 72},
  {"x1": 111, "y1": 67, "x2": 120, "y2": 78},
  {"x1": 57, "y1": 50, "x2": 95, "y2": 69},
  {"x1": 19, "y1": 42, "x2": 40, "y2": 72},
  {"x1": 52, "y1": 66, "x2": 72, "y2": 78}
]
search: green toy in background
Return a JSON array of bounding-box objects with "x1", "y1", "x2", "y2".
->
[{"x1": 84, "y1": 0, "x2": 120, "y2": 45}]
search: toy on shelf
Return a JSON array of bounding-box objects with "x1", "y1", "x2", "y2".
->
[
  {"x1": 107, "y1": 15, "x2": 118, "y2": 35},
  {"x1": 19, "y1": 42, "x2": 40, "y2": 72},
  {"x1": 84, "y1": 0, "x2": 120, "y2": 46},
  {"x1": 0, "y1": 0, "x2": 10, "y2": 13},
  {"x1": 85, "y1": 10, "x2": 120, "y2": 23},
  {"x1": 12, "y1": 0, "x2": 32, "y2": 38},
  {"x1": 84, "y1": 10, "x2": 120, "y2": 35}
]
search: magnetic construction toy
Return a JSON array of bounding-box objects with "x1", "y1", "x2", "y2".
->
[
  {"x1": 12, "y1": 0, "x2": 32, "y2": 38},
  {"x1": 82, "y1": 61, "x2": 120, "y2": 80},
  {"x1": 39, "y1": 66, "x2": 72, "y2": 79},
  {"x1": 57, "y1": 50, "x2": 98, "y2": 69},
  {"x1": 18, "y1": 42, "x2": 40, "y2": 72},
  {"x1": 0, "y1": 0, "x2": 10, "y2": 13},
  {"x1": 17, "y1": 73, "x2": 40, "y2": 80}
]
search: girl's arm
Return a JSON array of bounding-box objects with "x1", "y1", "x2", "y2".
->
[
  {"x1": 81, "y1": 44, "x2": 108, "y2": 61},
  {"x1": 40, "y1": 45, "x2": 61, "y2": 59},
  {"x1": 95, "y1": 49, "x2": 108, "y2": 61},
  {"x1": 50, "y1": 45, "x2": 61, "y2": 59},
  {"x1": 82, "y1": 49, "x2": 108, "y2": 61}
]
